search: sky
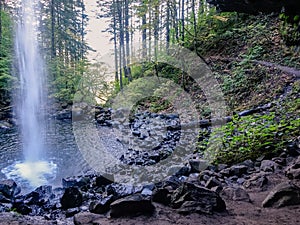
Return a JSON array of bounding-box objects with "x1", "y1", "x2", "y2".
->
[{"x1": 85, "y1": 0, "x2": 113, "y2": 62}]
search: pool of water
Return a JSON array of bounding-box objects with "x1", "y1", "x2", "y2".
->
[{"x1": 0, "y1": 119, "x2": 92, "y2": 192}]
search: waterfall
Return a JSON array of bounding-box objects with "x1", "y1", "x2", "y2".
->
[
  {"x1": 1, "y1": 0, "x2": 56, "y2": 189},
  {"x1": 15, "y1": 0, "x2": 45, "y2": 162}
]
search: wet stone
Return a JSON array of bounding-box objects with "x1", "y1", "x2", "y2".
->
[
  {"x1": 262, "y1": 182, "x2": 300, "y2": 208},
  {"x1": 60, "y1": 187, "x2": 83, "y2": 209},
  {"x1": 95, "y1": 174, "x2": 114, "y2": 186},
  {"x1": 89, "y1": 195, "x2": 113, "y2": 214},
  {"x1": 0, "y1": 179, "x2": 20, "y2": 199},
  {"x1": 152, "y1": 188, "x2": 171, "y2": 205},
  {"x1": 110, "y1": 194, "x2": 155, "y2": 218}
]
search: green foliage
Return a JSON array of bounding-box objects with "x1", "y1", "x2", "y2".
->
[
  {"x1": 0, "y1": 10, "x2": 13, "y2": 103},
  {"x1": 198, "y1": 113, "x2": 300, "y2": 165},
  {"x1": 111, "y1": 77, "x2": 158, "y2": 109},
  {"x1": 131, "y1": 96, "x2": 172, "y2": 113},
  {"x1": 191, "y1": 9, "x2": 238, "y2": 54},
  {"x1": 73, "y1": 62, "x2": 113, "y2": 105},
  {"x1": 279, "y1": 13, "x2": 300, "y2": 46},
  {"x1": 49, "y1": 58, "x2": 86, "y2": 104}
]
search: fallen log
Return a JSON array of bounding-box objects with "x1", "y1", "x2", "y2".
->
[
  {"x1": 208, "y1": 56, "x2": 300, "y2": 78},
  {"x1": 170, "y1": 103, "x2": 273, "y2": 130}
]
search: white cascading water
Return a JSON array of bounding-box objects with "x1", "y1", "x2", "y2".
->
[{"x1": 1, "y1": 0, "x2": 56, "y2": 189}]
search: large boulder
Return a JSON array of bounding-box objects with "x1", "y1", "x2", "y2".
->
[
  {"x1": 62, "y1": 176, "x2": 91, "y2": 188},
  {"x1": 0, "y1": 180, "x2": 20, "y2": 199},
  {"x1": 152, "y1": 188, "x2": 171, "y2": 205},
  {"x1": 89, "y1": 195, "x2": 114, "y2": 214},
  {"x1": 285, "y1": 156, "x2": 300, "y2": 180},
  {"x1": 60, "y1": 187, "x2": 83, "y2": 209},
  {"x1": 24, "y1": 185, "x2": 53, "y2": 206},
  {"x1": 170, "y1": 182, "x2": 226, "y2": 214},
  {"x1": 106, "y1": 183, "x2": 135, "y2": 199},
  {"x1": 110, "y1": 194, "x2": 155, "y2": 218},
  {"x1": 95, "y1": 174, "x2": 114, "y2": 186},
  {"x1": 262, "y1": 182, "x2": 300, "y2": 208}
]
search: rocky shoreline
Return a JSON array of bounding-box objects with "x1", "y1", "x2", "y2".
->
[
  {"x1": 0, "y1": 138, "x2": 299, "y2": 224},
  {"x1": 0, "y1": 107, "x2": 300, "y2": 224}
]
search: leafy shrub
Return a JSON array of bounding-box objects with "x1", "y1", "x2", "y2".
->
[
  {"x1": 198, "y1": 112, "x2": 300, "y2": 165},
  {"x1": 0, "y1": 10, "x2": 13, "y2": 103},
  {"x1": 279, "y1": 13, "x2": 300, "y2": 46}
]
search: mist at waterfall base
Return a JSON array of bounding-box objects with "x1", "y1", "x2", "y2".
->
[{"x1": 1, "y1": 0, "x2": 57, "y2": 190}]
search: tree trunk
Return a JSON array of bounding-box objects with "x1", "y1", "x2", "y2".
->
[
  {"x1": 142, "y1": 5, "x2": 147, "y2": 58},
  {"x1": 113, "y1": 0, "x2": 119, "y2": 82},
  {"x1": 80, "y1": 0, "x2": 85, "y2": 60},
  {"x1": 0, "y1": 0, "x2": 2, "y2": 47},
  {"x1": 124, "y1": 0, "x2": 131, "y2": 81},
  {"x1": 166, "y1": 0, "x2": 170, "y2": 51},
  {"x1": 50, "y1": 0, "x2": 56, "y2": 58},
  {"x1": 117, "y1": 0, "x2": 123, "y2": 89},
  {"x1": 181, "y1": 0, "x2": 185, "y2": 42}
]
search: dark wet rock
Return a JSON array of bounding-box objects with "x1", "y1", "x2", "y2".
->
[
  {"x1": 0, "y1": 179, "x2": 20, "y2": 199},
  {"x1": 74, "y1": 212, "x2": 105, "y2": 225},
  {"x1": 106, "y1": 183, "x2": 135, "y2": 199},
  {"x1": 61, "y1": 187, "x2": 83, "y2": 209},
  {"x1": 89, "y1": 195, "x2": 113, "y2": 214},
  {"x1": 62, "y1": 176, "x2": 91, "y2": 188},
  {"x1": 220, "y1": 187, "x2": 251, "y2": 202},
  {"x1": 162, "y1": 176, "x2": 182, "y2": 190},
  {"x1": 152, "y1": 188, "x2": 171, "y2": 205},
  {"x1": 286, "y1": 141, "x2": 300, "y2": 157},
  {"x1": 189, "y1": 159, "x2": 209, "y2": 173},
  {"x1": 186, "y1": 173, "x2": 200, "y2": 183},
  {"x1": 210, "y1": 186, "x2": 223, "y2": 194},
  {"x1": 132, "y1": 130, "x2": 141, "y2": 136},
  {"x1": 260, "y1": 160, "x2": 277, "y2": 172},
  {"x1": 228, "y1": 165, "x2": 249, "y2": 177},
  {"x1": 200, "y1": 170, "x2": 221, "y2": 182},
  {"x1": 55, "y1": 109, "x2": 72, "y2": 120},
  {"x1": 262, "y1": 182, "x2": 300, "y2": 208},
  {"x1": 95, "y1": 174, "x2": 114, "y2": 186},
  {"x1": 0, "y1": 203, "x2": 10, "y2": 212},
  {"x1": 24, "y1": 185, "x2": 54, "y2": 208},
  {"x1": 110, "y1": 194, "x2": 155, "y2": 218},
  {"x1": 285, "y1": 156, "x2": 300, "y2": 179},
  {"x1": 219, "y1": 168, "x2": 231, "y2": 177},
  {"x1": 170, "y1": 182, "x2": 226, "y2": 214},
  {"x1": 244, "y1": 172, "x2": 268, "y2": 190},
  {"x1": 0, "y1": 194, "x2": 11, "y2": 203},
  {"x1": 239, "y1": 160, "x2": 254, "y2": 168},
  {"x1": 175, "y1": 166, "x2": 191, "y2": 177},
  {"x1": 13, "y1": 202, "x2": 32, "y2": 215},
  {"x1": 217, "y1": 164, "x2": 228, "y2": 172},
  {"x1": 66, "y1": 207, "x2": 80, "y2": 217},
  {"x1": 237, "y1": 178, "x2": 246, "y2": 185},
  {"x1": 272, "y1": 157, "x2": 286, "y2": 166},
  {"x1": 205, "y1": 177, "x2": 223, "y2": 189}
]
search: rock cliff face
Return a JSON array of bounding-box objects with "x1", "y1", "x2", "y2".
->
[{"x1": 207, "y1": 0, "x2": 300, "y2": 15}]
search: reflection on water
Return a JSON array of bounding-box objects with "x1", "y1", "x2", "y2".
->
[
  {"x1": 1, "y1": 160, "x2": 57, "y2": 188},
  {"x1": 0, "y1": 120, "x2": 91, "y2": 192}
]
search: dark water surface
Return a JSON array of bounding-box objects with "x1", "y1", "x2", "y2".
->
[{"x1": 0, "y1": 119, "x2": 91, "y2": 192}]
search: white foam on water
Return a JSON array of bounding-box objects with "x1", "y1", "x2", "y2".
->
[{"x1": 2, "y1": 161, "x2": 57, "y2": 188}]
